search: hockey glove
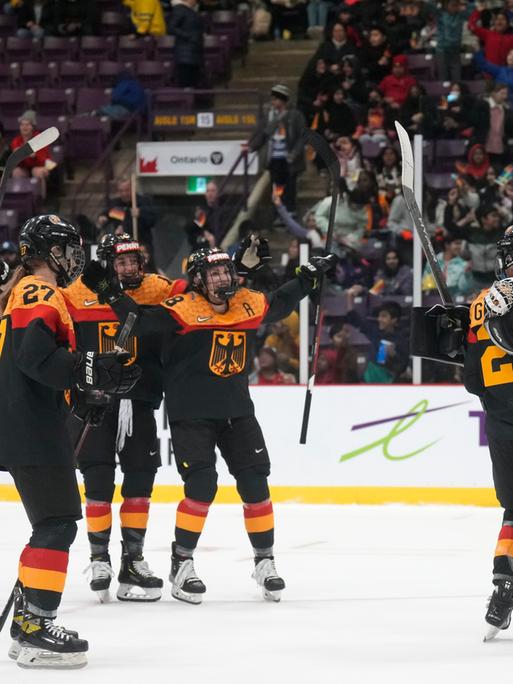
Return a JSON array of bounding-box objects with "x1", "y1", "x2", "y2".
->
[
  {"x1": 71, "y1": 387, "x2": 114, "y2": 427},
  {"x1": 233, "y1": 234, "x2": 272, "y2": 276},
  {"x1": 75, "y1": 351, "x2": 141, "y2": 395},
  {"x1": 426, "y1": 304, "x2": 470, "y2": 358},
  {"x1": 296, "y1": 253, "x2": 338, "y2": 288},
  {"x1": 82, "y1": 260, "x2": 121, "y2": 305},
  {"x1": 484, "y1": 278, "x2": 513, "y2": 318},
  {"x1": 0, "y1": 258, "x2": 9, "y2": 286}
]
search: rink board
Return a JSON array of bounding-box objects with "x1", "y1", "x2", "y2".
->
[{"x1": 0, "y1": 386, "x2": 497, "y2": 505}]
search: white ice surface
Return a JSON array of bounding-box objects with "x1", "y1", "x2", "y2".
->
[{"x1": 1, "y1": 503, "x2": 512, "y2": 683}]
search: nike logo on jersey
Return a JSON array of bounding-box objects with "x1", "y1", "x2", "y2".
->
[
  {"x1": 255, "y1": 448, "x2": 264, "y2": 453},
  {"x1": 149, "y1": 450, "x2": 158, "y2": 456},
  {"x1": 197, "y1": 315, "x2": 213, "y2": 322},
  {"x1": 84, "y1": 299, "x2": 98, "y2": 306}
]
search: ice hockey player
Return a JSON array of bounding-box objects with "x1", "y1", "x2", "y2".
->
[
  {"x1": 82, "y1": 242, "x2": 337, "y2": 604},
  {"x1": 0, "y1": 215, "x2": 140, "y2": 668},
  {"x1": 62, "y1": 232, "x2": 187, "y2": 603}
]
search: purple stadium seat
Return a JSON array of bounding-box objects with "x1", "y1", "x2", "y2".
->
[
  {"x1": 154, "y1": 35, "x2": 175, "y2": 61},
  {"x1": 76, "y1": 88, "x2": 112, "y2": 113},
  {"x1": 0, "y1": 63, "x2": 13, "y2": 88},
  {"x1": 80, "y1": 36, "x2": 117, "y2": 61},
  {"x1": 360, "y1": 139, "x2": 386, "y2": 160},
  {"x1": 407, "y1": 53, "x2": 435, "y2": 79},
  {"x1": 56, "y1": 61, "x2": 92, "y2": 88},
  {"x1": 425, "y1": 172, "x2": 455, "y2": 192},
  {"x1": 35, "y1": 88, "x2": 74, "y2": 116},
  {"x1": 36, "y1": 115, "x2": 69, "y2": 140},
  {"x1": 434, "y1": 139, "x2": 468, "y2": 171},
  {"x1": 95, "y1": 61, "x2": 129, "y2": 87},
  {"x1": 42, "y1": 36, "x2": 79, "y2": 61},
  {"x1": 3, "y1": 178, "x2": 41, "y2": 222},
  {"x1": 0, "y1": 209, "x2": 19, "y2": 241},
  {"x1": 101, "y1": 11, "x2": 132, "y2": 36},
  {"x1": 67, "y1": 116, "x2": 110, "y2": 161},
  {"x1": 323, "y1": 295, "x2": 351, "y2": 317},
  {"x1": 18, "y1": 62, "x2": 54, "y2": 88},
  {"x1": 153, "y1": 89, "x2": 194, "y2": 113},
  {"x1": 463, "y1": 80, "x2": 486, "y2": 96},
  {"x1": 118, "y1": 35, "x2": 154, "y2": 61},
  {"x1": 0, "y1": 15, "x2": 16, "y2": 38},
  {"x1": 423, "y1": 81, "x2": 451, "y2": 98},
  {"x1": 0, "y1": 89, "x2": 30, "y2": 117},
  {"x1": 5, "y1": 37, "x2": 39, "y2": 62},
  {"x1": 136, "y1": 61, "x2": 171, "y2": 88}
]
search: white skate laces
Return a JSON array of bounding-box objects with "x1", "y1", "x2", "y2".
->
[
  {"x1": 132, "y1": 558, "x2": 155, "y2": 578},
  {"x1": 43, "y1": 620, "x2": 72, "y2": 641},
  {"x1": 253, "y1": 557, "x2": 279, "y2": 585},
  {"x1": 83, "y1": 559, "x2": 115, "y2": 582},
  {"x1": 174, "y1": 558, "x2": 198, "y2": 586}
]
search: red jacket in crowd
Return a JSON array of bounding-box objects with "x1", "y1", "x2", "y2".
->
[
  {"x1": 10, "y1": 132, "x2": 50, "y2": 171},
  {"x1": 469, "y1": 10, "x2": 513, "y2": 66},
  {"x1": 378, "y1": 56, "x2": 416, "y2": 106}
]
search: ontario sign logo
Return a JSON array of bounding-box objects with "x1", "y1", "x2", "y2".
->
[{"x1": 339, "y1": 400, "x2": 477, "y2": 462}]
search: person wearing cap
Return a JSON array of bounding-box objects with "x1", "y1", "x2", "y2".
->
[
  {"x1": 378, "y1": 55, "x2": 417, "y2": 108},
  {"x1": 10, "y1": 110, "x2": 55, "y2": 194},
  {"x1": 250, "y1": 83, "x2": 306, "y2": 214}
]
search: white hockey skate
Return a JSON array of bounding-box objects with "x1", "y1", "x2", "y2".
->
[
  {"x1": 170, "y1": 543, "x2": 206, "y2": 605},
  {"x1": 252, "y1": 557, "x2": 285, "y2": 602},
  {"x1": 83, "y1": 555, "x2": 115, "y2": 603}
]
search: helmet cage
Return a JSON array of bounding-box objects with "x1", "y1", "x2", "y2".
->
[
  {"x1": 97, "y1": 233, "x2": 144, "y2": 289},
  {"x1": 188, "y1": 248, "x2": 238, "y2": 302}
]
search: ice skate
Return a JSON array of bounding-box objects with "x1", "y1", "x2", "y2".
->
[
  {"x1": 252, "y1": 556, "x2": 285, "y2": 602},
  {"x1": 16, "y1": 612, "x2": 88, "y2": 669},
  {"x1": 170, "y1": 542, "x2": 206, "y2": 605},
  {"x1": 116, "y1": 542, "x2": 163, "y2": 602},
  {"x1": 83, "y1": 553, "x2": 115, "y2": 603},
  {"x1": 484, "y1": 578, "x2": 513, "y2": 641}
]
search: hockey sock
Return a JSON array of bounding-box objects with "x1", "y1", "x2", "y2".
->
[
  {"x1": 18, "y1": 545, "x2": 69, "y2": 617},
  {"x1": 494, "y1": 520, "x2": 513, "y2": 578},
  {"x1": 120, "y1": 497, "x2": 150, "y2": 556},
  {"x1": 86, "y1": 500, "x2": 112, "y2": 558},
  {"x1": 175, "y1": 498, "x2": 211, "y2": 552},
  {"x1": 243, "y1": 499, "x2": 274, "y2": 553}
]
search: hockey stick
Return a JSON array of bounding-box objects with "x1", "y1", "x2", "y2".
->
[
  {"x1": 0, "y1": 580, "x2": 19, "y2": 633},
  {"x1": 0, "y1": 127, "x2": 59, "y2": 209},
  {"x1": 299, "y1": 130, "x2": 340, "y2": 444},
  {"x1": 73, "y1": 311, "x2": 138, "y2": 459},
  {"x1": 395, "y1": 121, "x2": 453, "y2": 306}
]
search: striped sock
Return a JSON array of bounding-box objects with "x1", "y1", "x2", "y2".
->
[
  {"x1": 18, "y1": 545, "x2": 69, "y2": 617},
  {"x1": 86, "y1": 500, "x2": 112, "y2": 558},
  {"x1": 175, "y1": 498, "x2": 211, "y2": 552},
  {"x1": 120, "y1": 497, "x2": 150, "y2": 556},
  {"x1": 494, "y1": 521, "x2": 513, "y2": 578},
  {"x1": 243, "y1": 499, "x2": 274, "y2": 553}
]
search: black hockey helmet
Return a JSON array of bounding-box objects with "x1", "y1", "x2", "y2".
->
[
  {"x1": 19, "y1": 214, "x2": 85, "y2": 287},
  {"x1": 96, "y1": 232, "x2": 143, "y2": 289},
  {"x1": 187, "y1": 247, "x2": 238, "y2": 302},
  {"x1": 496, "y1": 225, "x2": 513, "y2": 280}
]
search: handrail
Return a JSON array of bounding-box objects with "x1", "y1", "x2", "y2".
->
[{"x1": 70, "y1": 109, "x2": 143, "y2": 219}]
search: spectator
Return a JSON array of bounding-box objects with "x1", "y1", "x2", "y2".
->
[
  {"x1": 375, "y1": 146, "x2": 402, "y2": 197},
  {"x1": 316, "y1": 319, "x2": 359, "y2": 384},
  {"x1": 369, "y1": 249, "x2": 413, "y2": 296},
  {"x1": 168, "y1": 0, "x2": 204, "y2": 88},
  {"x1": 271, "y1": 191, "x2": 324, "y2": 248},
  {"x1": 364, "y1": 301, "x2": 409, "y2": 383},
  {"x1": 97, "y1": 176, "x2": 156, "y2": 245},
  {"x1": 249, "y1": 346, "x2": 296, "y2": 385},
  {"x1": 383, "y1": 6, "x2": 412, "y2": 54},
  {"x1": 264, "y1": 312, "x2": 300, "y2": 375},
  {"x1": 362, "y1": 26, "x2": 391, "y2": 84},
  {"x1": 281, "y1": 237, "x2": 301, "y2": 283},
  {"x1": 331, "y1": 3, "x2": 363, "y2": 48},
  {"x1": 468, "y1": 6, "x2": 513, "y2": 67},
  {"x1": 435, "y1": 81, "x2": 476, "y2": 139},
  {"x1": 442, "y1": 182, "x2": 480, "y2": 237},
  {"x1": 10, "y1": 110, "x2": 54, "y2": 195},
  {"x1": 378, "y1": 54, "x2": 417, "y2": 108},
  {"x1": 54, "y1": 0, "x2": 99, "y2": 36},
  {"x1": 472, "y1": 83, "x2": 513, "y2": 168},
  {"x1": 474, "y1": 49, "x2": 513, "y2": 104},
  {"x1": 422, "y1": 0, "x2": 472, "y2": 82},
  {"x1": 355, "y1": 87, "x2": 393, "y2": 145},
  {"x1": 314, "y1": 186, "x2": 367, "y2": 249},
  {"x1": 455, "y1": 144, "x2": 491, "y2": 186},
  {"x1": 96, "y1": 71, "x2": 147, "y2": 120},
  {"x1": 306, "y1": 0, "x2": 332, "y2": 35},
  {"x1": 297, "y1": 58, "x2": 337, "y2": 123},
  {"x1": 422, "y1": 234, "x2": 473, "y2": 298},
  {"x1": 4, "y1": 0, "x2": 54, "y2": 37},
  {"x1": 250, "y1": 84, "x2": 306, "y2": 214},
  {"x1": 355, "y1": 169, "x2": 388, "y2": 232},
  {"x1": 123, "y1": 0, "x2": 166, "y2": 36},
  {"x1": 0, "y1": 240, "x2": 20, "y2": 270},
  {"x1": 333, "y1": 242, "x2": 372, "y2": 290},
  {"x1": 332, "y1": 136, "x2": 362, "y2": 190},
  {"x1": 464, "y1": 203, "x2": 504, "y2": 288},
  {"x1": 185, "y1": 180, "x2": 228, "y2": 249},
  {"x1": 314, "y1": 22, "x2": 358, "y2": 73},
  {"x1": 339, "y1": 56, "x2": 368, "y2": 105},
  {"x1": 324, "y1": 88, "x2": 357, "y2": 141},
  {"x1": 399, "y1": 83, "x2": 435, "y2": 137}
]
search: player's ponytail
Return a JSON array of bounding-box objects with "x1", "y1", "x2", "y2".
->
[{"x1": 0, "y1": 265, "x2": 29, "y2": 314}]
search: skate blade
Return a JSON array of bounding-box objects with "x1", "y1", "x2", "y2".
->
[
  {"x1": 95, "y1": 588, "x2": 111, "y2": 604},
  {"x1": 17, "y1": 646, "x2": 87, "y2": 669},
  {"x1": 262, "y1": 588, "x2": 282, "y2": 603},
  {"x1": 171, "y1": 586, "x2": 203, "y2": 605},
  {"x1": 484, "y1": 625, "x2": 501, "y2": 642},
  {"x1": 8, "y1": 640, "x2": 20, "y2": 660},
  {"x1": 117, "y1": 583, "x2": 162, "y2": 602}
]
